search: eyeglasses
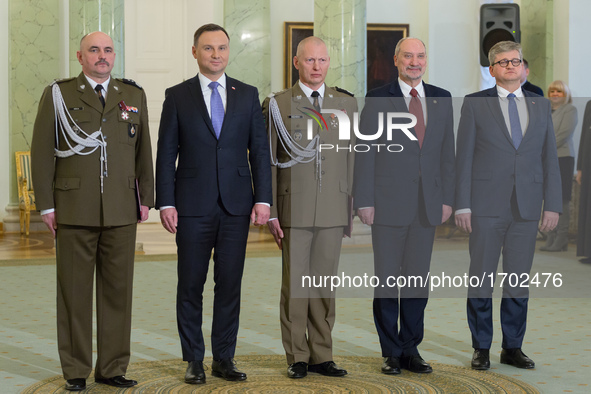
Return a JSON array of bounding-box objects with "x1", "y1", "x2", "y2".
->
[{"x1": 492, "y1": 58, "x2": 522, "y2": 68}]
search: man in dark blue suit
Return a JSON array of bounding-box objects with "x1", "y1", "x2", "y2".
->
[
  {"x1": 155, "y1": 24, "x2": 272, "y2": 384},
  {"x1": 455, "y1": 41, "x2": 561, "y2": 371},
  {"x1": 353, "y1": 37, "x2": 455, "y2": 375}
]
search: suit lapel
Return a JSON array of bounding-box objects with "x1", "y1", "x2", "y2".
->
[
  {"x1": 188, "y1": 75, "x2": 217, "y2": 138},
  {"x1": 389, "y1": 80, "x2": 420, "y2": 147},
  {"x1": 485, "y1": 86, "x2": 515, "y2": 146},
  {"x1": 291, "y1": 83, "x2": 319, "y2": 135},
  {"x1": 388, "y1": 81, "x2": 410, "y2": 112},
  {"x1": 220, "y1": 76, "x2": 237, "y2": 140},
  {"x1": 520, "y1": 92, "x2": 540, "y2": 146},
  {"x1": 105, "y1": 79, "x2": 122, "y2": 114},
  {"x1": 76, "y1": 73, "x2": 104, "y2": 113},
  {"x1": 423, "y1": 83, "x2": 442, "y2": 148}
]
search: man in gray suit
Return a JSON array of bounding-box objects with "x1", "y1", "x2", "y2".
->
[{"x1": 455, "y1": 41, "x2": 561, "y2": 371}]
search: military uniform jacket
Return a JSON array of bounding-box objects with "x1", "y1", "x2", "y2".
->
[
  {"x1": 31, "y1": 72, "x2": 155, "y2": 227},
  {"x1": 263, "y1": 83, "x2": 357, "y2": 228}
]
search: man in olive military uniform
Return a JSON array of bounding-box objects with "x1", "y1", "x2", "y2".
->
[
  {"x1": 31, "y1": 32, "x2": 154, "y2": 391},
  {"x1": 263, "y1": 36, "x2": 357, "y2": 379}
]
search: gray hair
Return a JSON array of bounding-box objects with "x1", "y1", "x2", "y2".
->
[
  {"x1": 394, "y1": 37, "x2": 426, "y2": 57},
  {"x1": 488, "y1": 41, "x2": 522, "y2": 66}
]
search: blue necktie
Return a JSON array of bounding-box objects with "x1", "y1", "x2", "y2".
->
[
  {"x1": 209, "y1": 81, "x2": 224, "y2": 139},
  {"x1": 507, "y1": 93, "x2": 522, "y2": 149}
]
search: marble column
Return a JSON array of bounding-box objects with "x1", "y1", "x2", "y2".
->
[
  {"x1": 69, "y1": 0, "x2": 125, "y2": 78},
  {"x1": 223, "y1": 0, "x2": 271, "y2": 102},
  {"x1": 314, "y1": 0, "x2": 366, "y2": 96},
  {"x1": 6, "y1": 0, "x2": 61, "y2": 231},
  {"x1": 520, "y1": 0, "x2": 550, "y2": 92}
]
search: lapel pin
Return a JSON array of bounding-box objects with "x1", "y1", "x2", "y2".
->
[
  {"x1": 433, "y1": 99, "x2": 437, "y2": 104},
  {"x1": 80, "y1": 85, "x2": 85, "y2": 89},
  {"x1": 296, "y1": 95, "x2": 302, "y2": 100},
  {"x1": 231, "y1": 86, "x2": 236, "y2": 90},
  {"x1": 329, "y1": 94, "x2": 333, "y2": 98},
  {"x1": 114, "y1": 85, "x2": 119, "y2": 90}
]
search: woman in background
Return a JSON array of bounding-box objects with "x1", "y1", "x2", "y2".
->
[
  {"x1": 541, "y1": 81, "x2": 578, "y2": 252},
  {"x1": 577, "y1": 101, "x2": 591, "y2": 263}
]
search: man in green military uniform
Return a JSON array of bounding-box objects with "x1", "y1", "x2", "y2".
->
[
  {"x1": 263, "y1": 36, "x2": 357, "y2": 379},
  {"x1": 31, "y1": 31, "x2": 154, "y2": 391}
]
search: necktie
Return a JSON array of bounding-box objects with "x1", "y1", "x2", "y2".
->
[
  {"x1": 95, "y1": 84, "x2": 105, "y2": 107},
  {"x1": 311, "y1": 90, "x2": 321, "y2": 113},
  {"x1": 507, "y1": 93, "x2": 522, "y2": 149},
  {"x1": 209, "y1": 81, "x2": 224, "y2": 139},
  {"x1": 409, "y1": 88, "x2": 425, "y2": 148}
]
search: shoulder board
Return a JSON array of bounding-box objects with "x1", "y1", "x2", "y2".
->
[
  {"x1": 117, "y1": 78, "x2": 143, "y2": 89},
  {"x1": 50, "y1": 77, "x2": 75, "y2": 86},
  {"x1": 333, "y1": 86, "x2": 354, "y2": 97},
  {"x1": 269, "y1": 88, "x2": 289, "y2": 98}
]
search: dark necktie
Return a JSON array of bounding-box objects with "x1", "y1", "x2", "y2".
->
[
  {"x1": 209, "y1": 81, "x2": 224, "y2": 139},
  {"x1": 95, "y1": 84, "x2": 105, "y2": 107},
  {"x1": 507, "y1": 93, "x2": 523, "y2": 149},
  {"x1": 409, "y1": 88, "x2": 425, "y2": 148},
  {"x1": 311, "y1": 90, "x2": 321, "y2": 113}
]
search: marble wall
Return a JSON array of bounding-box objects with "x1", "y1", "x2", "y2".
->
[
  {"x1": 223, "y1": 0, "x2": 271, "y2": 101},
  {"x1": 5, "y1": 0, "x2": 124, "y2": 224},
  {"x1": 314, "y1": 0, "x2": 366, "y2": 96},
  {"x1": 520, "y1": 0, "x2": 551, "y2": 93},
  {"x1": 69, "y1": 0, "x2": 125, "y2": 78},
  {"x1": 9, "y1": 0, "x2": 60, "y2": 206}
]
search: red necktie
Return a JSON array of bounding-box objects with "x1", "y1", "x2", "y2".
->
[{"x1": 409, "y1": 88, "x2": 425, "y2": 148}]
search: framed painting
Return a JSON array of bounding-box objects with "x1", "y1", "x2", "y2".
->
[
  {"x1": 283, "y1": 22, "x2": 409, "y2": 92},
  {"x1": 366, "y1": 23, "x2": 409, "y2": 91},
  {"x1": 284, "y1": 22, "x2": 314, "y2": 89}
]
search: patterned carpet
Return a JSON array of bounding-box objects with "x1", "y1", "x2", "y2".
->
[{"x1": 22, "y1": 355, "x2": 538, "y2": 393}]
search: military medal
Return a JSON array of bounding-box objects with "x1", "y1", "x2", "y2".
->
[
  {"x1": 118, "y1": 100, "x2": 138, "y2": 113},
  {"x1": 330, "y1": 115, "x2": 338, "y2": 128},
  {"x1": 128, "y1": 124, "x2": 136, "y2": 138},
  {"x1": 121, "y1": 111, "x2": 129, "y2": 120}
]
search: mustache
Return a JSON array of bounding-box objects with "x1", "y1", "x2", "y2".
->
[{"x1": 95, "y1": 60, "x2": 110, "y2": 66}]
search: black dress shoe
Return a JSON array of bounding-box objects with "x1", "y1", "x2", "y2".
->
[
  {"x1": 65, "y1": 378, "x2": 86, "y2": 391},
  {"x1": 500, "y1": 348, "x2": 535, "y2": 369},
  {"x1": 471, "y1": 349, "x2": 490, "y2": 370},
  {"x1": 381, "y1": 356, "x2": 401, "y2": 374},
  {"x1": 185, "y1": 360, "x2": 206, "y2": 384},
  {"x1": 95, "y1": 375, "x2": 138, "y2": 387},
  {"x1": 401, "y1": 354, "x2": 433, "y2": 373},
  {"x1": 212, "y1": 358, "x2": 247, "y2": 381},
  {"x1": 287, "y1": 362, "x2": 308, "y2": 378},
  {"x1": 308, "y1": 361, "x2": 347, "y2": 376}
]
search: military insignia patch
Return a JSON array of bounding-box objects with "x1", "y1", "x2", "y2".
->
[
  {"x1": 128, "y1": 124, "x2": 136, "y2": 138},
  {"x1": 121, "y1": 111, "x2": 129, "y2": 120}
]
